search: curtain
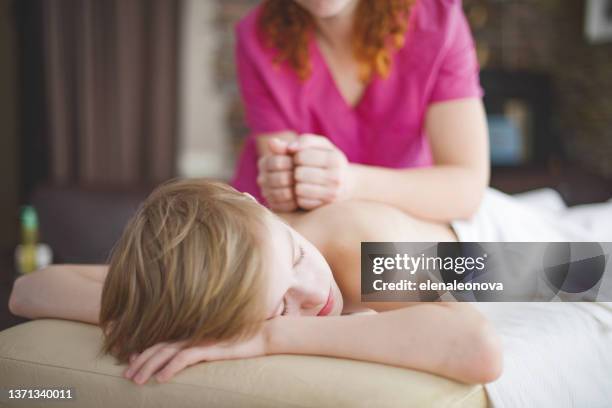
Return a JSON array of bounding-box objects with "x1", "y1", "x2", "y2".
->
[{"x1": 43, "y1": 0, "x2": 181, "y2": 186}]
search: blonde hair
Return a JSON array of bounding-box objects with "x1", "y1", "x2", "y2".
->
[{"x1": 99, "y1": 179, "x2": 271, "y2": 363}]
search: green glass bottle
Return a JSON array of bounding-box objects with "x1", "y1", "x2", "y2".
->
[{"x1": 19, "y1": 206, "x2": 39, "y2": 274}]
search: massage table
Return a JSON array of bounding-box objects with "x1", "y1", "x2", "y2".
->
[{"x1": 0, "y1": 319, "x2": 486, "y2": 407}]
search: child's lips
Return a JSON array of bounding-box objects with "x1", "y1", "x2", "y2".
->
[{"x1": 317, "y1": 287, "x2": 334, "y2": 316}]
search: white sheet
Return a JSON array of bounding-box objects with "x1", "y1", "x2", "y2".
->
[
  {"x1": 451, "y1": 188, "x2": 612, "y2": 408},
  {"x1": 474, "y1": 302, "x2": 612, "y2": 408}
]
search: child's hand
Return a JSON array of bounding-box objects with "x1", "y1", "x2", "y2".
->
[{"x1": 123, "y1": 326, "x2": 271, "y2": 385}]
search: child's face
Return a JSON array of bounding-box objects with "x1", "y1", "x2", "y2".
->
[{"x1": 263, "y1": 216, "x2": 343, "y2": 319}]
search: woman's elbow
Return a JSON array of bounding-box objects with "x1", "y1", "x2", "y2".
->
[{"x1": 454, "y1": 174, "x2": 487, "y2": 220}]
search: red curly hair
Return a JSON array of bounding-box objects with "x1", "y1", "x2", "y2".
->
[{"x1": 258, "y1": 0, "x2": 415, "y2": 82}]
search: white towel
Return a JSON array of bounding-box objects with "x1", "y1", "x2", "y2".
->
[{"x1": 451, "y1": 188, "x2": 601, "y2": 243}]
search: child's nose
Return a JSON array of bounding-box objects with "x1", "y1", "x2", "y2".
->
[{"x1": 293, "y1": 285, "x2": 328, "y2": 315}]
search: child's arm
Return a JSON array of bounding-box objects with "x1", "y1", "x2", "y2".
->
[
  {"x1": 125, "y1": 302, "x2": 501, "y2": 386},
  {"x1": 8, "y1": 264, "x2": 107, "y2": 324},
  {"x1": 268, "y1": 302, "x2": 501, "y2": 384}
]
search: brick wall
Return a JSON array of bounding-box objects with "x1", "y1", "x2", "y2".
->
[
  {"x1": 552, "y1": 1, "x2": 612, "y2": 178},
  {"x1": 215, "y1": 0, "x2": 612, "y2": 178}
]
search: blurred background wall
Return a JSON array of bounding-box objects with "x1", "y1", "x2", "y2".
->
[
  {"x1": 463, "y1": 0, "x2": 612, "y2": 179},
  {"x1": 0, "y1": 0, "x2": 19, "y2": 261},
  {"x1": 177, "y1": 0, "x2": 232, "y2": 180}
]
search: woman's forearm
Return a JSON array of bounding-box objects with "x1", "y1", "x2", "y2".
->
[
  {"x1": 349, "y1": 163, "x2": 488, "y2": 222},
  {"x1": 8, "y1": 264, "x2": 107, "y2": 324},
  {"x1": 267, "y1": 303, "x2": 501, "y2": 384}
]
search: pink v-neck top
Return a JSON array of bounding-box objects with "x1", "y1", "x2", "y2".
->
[{"x1": 231, "y1": 0, "x2": 483, "y2": 203}]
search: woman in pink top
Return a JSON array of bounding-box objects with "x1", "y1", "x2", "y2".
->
[{"x1": 232, "y1": 0, "x2": 489, "y2": 222}]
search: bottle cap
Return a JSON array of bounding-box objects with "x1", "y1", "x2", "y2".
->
[{"x1": 21, "y1": 206, "x2": 38, "y2": 230}]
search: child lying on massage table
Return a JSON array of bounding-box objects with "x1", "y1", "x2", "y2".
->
[{"x1": 9, "y1": 178, "x2": 502, "y2": 387}]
